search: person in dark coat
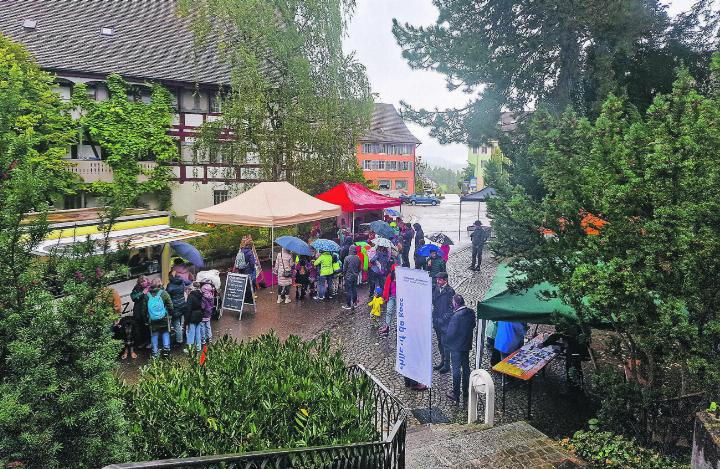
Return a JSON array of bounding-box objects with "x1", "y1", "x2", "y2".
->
[
  {"x1": 166, "y1": 273, "x2": 192, "y2": 346},
  {"x1": 470, "y1": 220, "x2": 490, "y2": 271},
  {"x1": 130, "y1": 275, "x2": 150, "y2": 349},
  {"x1": 185, "y1": 283, "x2": 204, "y2": 352},
  {"x1": 432, "y1": 272, "x2": 455, "y2": 373},
  {"x1": 341, "y1": 248, "x2": 361, "y2": 310},
  {"x1": 400, "y1": 221, "x2": 414, "y2": 268},
  {"x1": 339, "y1": 237, "x2": 353, "y2": 264},
  {"x1": 445, "y1": 294, "x2": 476, "y2": 403},
  {"x1": 412, "y1": 222, "x2": 425, "y2": 269}
]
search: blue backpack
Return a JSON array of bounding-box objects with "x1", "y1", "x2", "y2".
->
[{"x1": 147, "y1": 291, "x2": 167, "y2": 321}]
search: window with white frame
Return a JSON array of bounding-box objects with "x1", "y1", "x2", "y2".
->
[
  {"x1": 386, "y1": 161, "x2": 397, "y2": 171},
  {"x1": 395, "y1": 179, "x2": 408, "y2": 190},
  {"x1": 363, "y1": 160, "x2": 372, "y2": 170},
  {"x1": 213, "y1": 190, "x2": 230, "y2": 205},
  {"x1": 377, "y1": 180, "x2": 391, "y2": 190}
]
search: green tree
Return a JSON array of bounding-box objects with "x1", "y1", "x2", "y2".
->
[
  {"x1": 414, "y1": 155, "x2": 428, "y2": 194},
  {"x1": 488, "y1": 59, "x2": 720, "y2": 448},
  {"x1": 392, "y1": 0, "x2": 712, "y2": 144},
  {"x1": 482, "y1": 147, "x2": 510, "y2": 190},
  {"x1": 424, "y1": 165, "x2": 462, "y2": 194},
  {"x1": 179, "y1": 0, "x2": 373, "y2": 195},
  {"x1": 0, "y1": 35, "x2": 130, "y2": 468},
  {"x1": 72, "y1": 74, "x2": 178, "y2": 208}
]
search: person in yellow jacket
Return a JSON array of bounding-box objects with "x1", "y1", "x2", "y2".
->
[
  {"x1": 368, "y1": 287, "x2": 384, "y2": 327},
  {"x1": 313, "y1": 251, "x2": 334, "y2": 300}
]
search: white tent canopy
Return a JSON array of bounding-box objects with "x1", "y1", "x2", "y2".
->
[
  {"x1": 195, "y1": 181, "x2": 341, "y2": 227},
  {"x1": 195, "y1": 182, "x2": 341, "y2": 292}
]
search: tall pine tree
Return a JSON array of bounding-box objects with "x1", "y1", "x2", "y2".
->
[{"x1": 392, "y1": 0, "x2": 711, "y2": 144}]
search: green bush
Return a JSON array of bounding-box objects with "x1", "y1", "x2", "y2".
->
[
  {"x1": 562, "y1": 430, "x2": 688, "y2": 469},
  {"x1": 126, "y1": 333, "x2": 376, "y2": 460}
]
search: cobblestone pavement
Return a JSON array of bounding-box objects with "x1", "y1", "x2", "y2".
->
[
  {"x1": 405, "y1": 422, "x2": 585, "y2": 468},
  {"x1": 321, "y1": 245, "x2": 597, "y2": 438}
]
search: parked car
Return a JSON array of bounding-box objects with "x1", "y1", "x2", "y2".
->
[{"x1": 400, "y1": 194, "x2": 441, "y2": 206}]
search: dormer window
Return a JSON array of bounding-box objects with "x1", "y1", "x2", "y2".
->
[
  {"x1": 100, "y1": 27, "x2": 114, "y2": 36},
  {"x1": 22, "y1": 19, "x2": 37, "y2": 30}
]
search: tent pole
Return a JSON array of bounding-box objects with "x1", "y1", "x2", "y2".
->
[
  {"x1": 476, "y1": 318, "x2": 487, "y2": 369},
  {"x1": 458, "y1": 201, "x2": 462, "y2": 242},
  {"x1": 271, "y1": 226, "x2": 275, "y2": 293},
  {"x1": 352, "y1": 212, "x2": 355, "y2": 239},
  {"x1": 477, "y1": 202, "x2": 480, "y2": 220}
]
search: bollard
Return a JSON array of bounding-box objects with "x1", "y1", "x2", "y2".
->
[{"x1": 467, "y1": 369, "x2": 495, "y2": 426}]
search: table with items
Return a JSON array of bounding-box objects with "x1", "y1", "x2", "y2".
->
[{"x1": 492, "y1": 333, "x2": 559, "y2": 419}]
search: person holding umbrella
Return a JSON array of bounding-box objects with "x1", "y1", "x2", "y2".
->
[
  {"x1": 313, "y1": 249, "x2": 334, "y2": 300},
  {"x1": 273, "y1": 248, "x2": 295, "y2": 304},
  {"x1": 422, "y1": 247, "x2": 447, "y2": 286}
]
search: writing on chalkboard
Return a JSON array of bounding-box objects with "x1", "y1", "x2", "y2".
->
[{"x1": 222, "y1": 273, "x2": 256, "y2": 319}]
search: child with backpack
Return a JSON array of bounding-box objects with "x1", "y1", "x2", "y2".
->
[{"x1": 146, "y1": 278, "x2": 173, "y2": 358}]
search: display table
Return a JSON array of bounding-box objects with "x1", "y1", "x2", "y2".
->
[{"x1": 492, "y1": 333, "x2": 559, "y2": 419}]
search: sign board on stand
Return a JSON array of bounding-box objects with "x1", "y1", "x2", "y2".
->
[
  {"x1": 222, "y1": 272, "x2": 256, "y2": 320},
  {"x1": 395, "y1": 266, "x2": 433, "y2": 387}
]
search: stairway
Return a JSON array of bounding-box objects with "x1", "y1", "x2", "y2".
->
[{"x1": 405, "y1": 421, "x2": 585, "y2": 468}]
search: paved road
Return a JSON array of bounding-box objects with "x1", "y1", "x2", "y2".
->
[{"x1": 398, "y1": 193, "x2": 492, "y2": 247}]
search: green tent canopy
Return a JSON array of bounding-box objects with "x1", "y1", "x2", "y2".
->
[{"x1": 477, "y1": 263, "x2": 580, "y2": 325}]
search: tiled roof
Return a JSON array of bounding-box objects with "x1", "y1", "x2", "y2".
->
[
  {"x1": 0, "y1": 0, "x2": 231, "y2": 86},
  {"x1": 499, "y1": 111, "x2": 533, "y2": 132},
  {"x1": 361, "y1": 103, "x2": 422, "y2": 145}
]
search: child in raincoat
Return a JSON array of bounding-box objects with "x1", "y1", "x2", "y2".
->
[{"x1": 368, "y1": 287, "x2": 384, "y2": 327}]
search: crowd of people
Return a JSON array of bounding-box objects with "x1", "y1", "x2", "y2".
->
[
  {"x1": 253, "y1": 216, "x2": 491, "y2": 404},
  {"x1": 110, "y1": 215, "x2": 493, "y2": 405},
  {"x1": 111, "y1": 259, "x2": 218, "y2": 359}
]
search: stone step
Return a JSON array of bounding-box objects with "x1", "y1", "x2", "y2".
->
[{"x1": 405, "y1": 421, "x2": 585, "y2": 469}]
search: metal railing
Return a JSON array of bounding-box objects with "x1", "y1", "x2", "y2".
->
[{"x1": 103, "y1": 364, "x2": 407, "y2": 469}]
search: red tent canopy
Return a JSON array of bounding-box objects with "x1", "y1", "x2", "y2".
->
[{"x1": 315, "y1": 182, "x2": 402, "y2": 212}]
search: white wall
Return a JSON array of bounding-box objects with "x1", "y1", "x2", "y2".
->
[{"x1": 171, "y1": 182, "x2": 229, "y2": 220}]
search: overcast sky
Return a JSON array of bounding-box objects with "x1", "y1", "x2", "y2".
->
[{"x1": 344, "y1": 0, "x2": 696, "y2": 169}]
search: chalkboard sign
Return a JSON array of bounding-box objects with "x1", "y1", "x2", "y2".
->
[{"x1": 222, "y1": 273, "x2": 256, "y2": 319}]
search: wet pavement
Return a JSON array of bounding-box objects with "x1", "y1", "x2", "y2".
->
[{"x1": 117, "y1": 196, "x2": 596, "y2": 439}]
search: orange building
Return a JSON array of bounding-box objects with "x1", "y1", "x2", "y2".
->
[{"x1": 357, "y1": 103, "x2": 421, "y2": 194}]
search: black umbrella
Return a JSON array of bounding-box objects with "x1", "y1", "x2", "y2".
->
[{"x1": 427, "y1": 232, "x2": 454, "y2": 245}]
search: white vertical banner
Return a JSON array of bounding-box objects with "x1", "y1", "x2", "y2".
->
[{"x1": 395, "y1": 266, "x2": 433, "y2": 387}]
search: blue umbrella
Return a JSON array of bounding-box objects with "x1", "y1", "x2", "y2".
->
[
  {"x1": 370, "y1": 220, "x2": 396, "y2": 239},
  {"x1": 276, "y1": 236, "x2": 314, "y2": 256},
  {"x1": 311, "y1": 238, "x2": 340, "y2": 252},
  {"x1": 385, "y1": 208, "x2": 401, "y2": 217},
  {"x1": 170, "y1": 241, "x2": 205, "y2": 268},
  {"x1": 417, "y1": 244, "x2": 442, "y2": 257}
]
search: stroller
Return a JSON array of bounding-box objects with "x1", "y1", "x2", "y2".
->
[{"x1": 197, "y1": 270, "x2": 222, "y2": 320}]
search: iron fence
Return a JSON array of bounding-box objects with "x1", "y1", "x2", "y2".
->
[{"x1": 103, "y1": 364, "x2": 406, "y2": 469}]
